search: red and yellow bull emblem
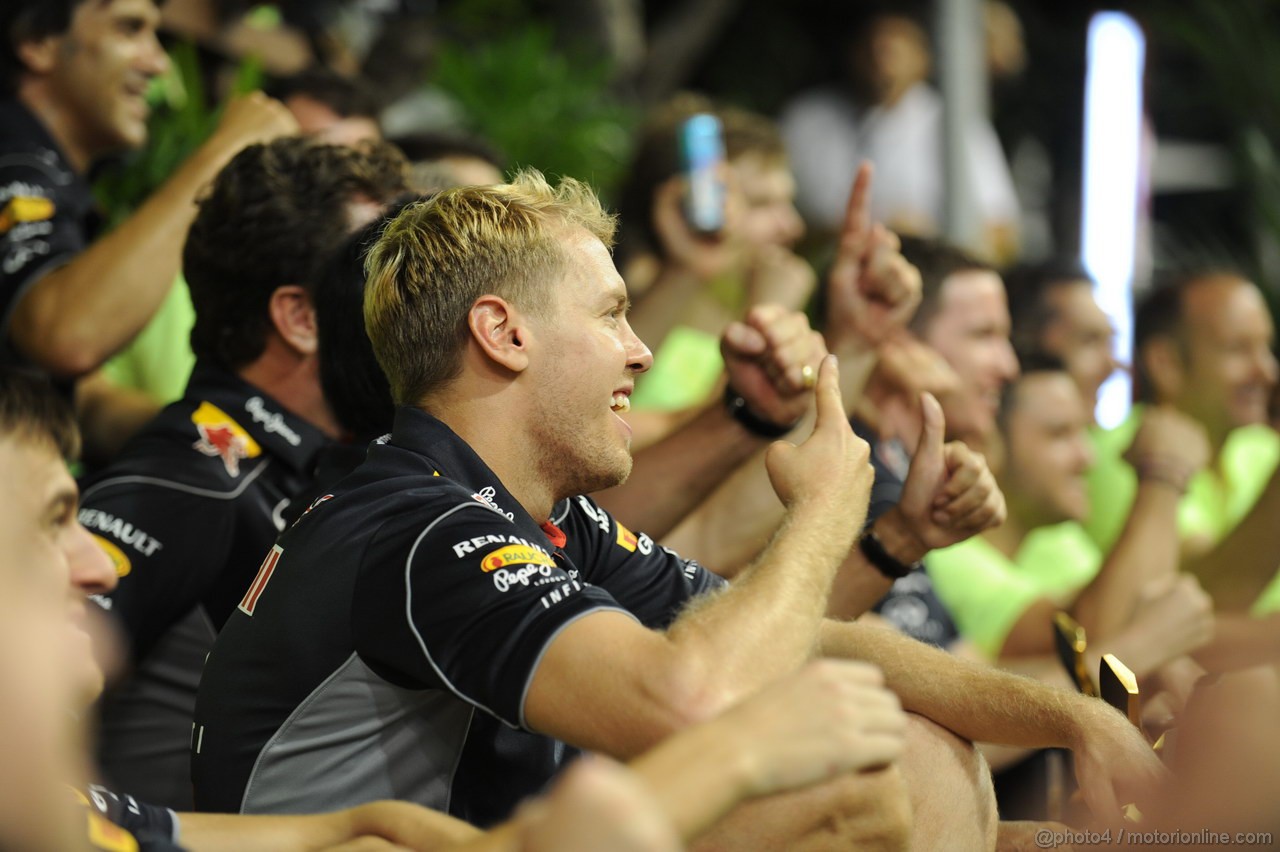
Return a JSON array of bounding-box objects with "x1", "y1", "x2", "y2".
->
[
  {"x1": 0, "y1": 196, "x2": 55, "y2": 233},
  {"x1": 191, "y1": 402, "x2": 261, "y2": 477},
  {"x1": 615, "y1": 521, "x2": 638, "y2": 552},
  {"x1": 481, "y1": 545, "x2": 555, "y2": 573}
]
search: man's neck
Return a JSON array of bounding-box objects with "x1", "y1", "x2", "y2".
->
[
  {"x1": 1166, "y1": 399, "x2": 1231, "y2": 467},
  {"x1": 17, "y1": 85, "x2": 95, "y2": 174},
  {"x1": 425, "y1": 389, "x2": 559, "y2": 523},
  {"x1": 236, "y1": 356, "x2": 342, "y2": 441},
  {"x1": 983, "y1": 498, "x2": 1034, "y2": 559}
]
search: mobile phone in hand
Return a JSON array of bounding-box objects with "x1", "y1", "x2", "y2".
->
[{"x1": 679, "y1": 113, "x2": 725, "y2": 235}]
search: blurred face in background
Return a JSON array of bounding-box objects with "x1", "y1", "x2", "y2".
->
[
  {"x1": 999, "y1": 371, "x2": 1095, "y2": 528},
  {"x1": 37, "y1": 0, "x2": 169, "y2": 164},
  {"x1": 1176, "y1": 276, "x2": 1278, "y2": 438},
  {"x1": 922, "y1": 270, "x2": 1019, "y2": 446},
  {"x1": 851, "y1": 15, "x2": 931, "y2": 105},
  {"x1": 1037, "y1": 281, "x2": 1118, "y2": 411},
  {"x1": 732, "y1": 151, "x2": 805, "y2": 251}
]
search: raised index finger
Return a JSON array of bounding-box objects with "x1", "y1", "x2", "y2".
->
[
  {"x1": 837, "y1": 162, "x2": 875, "y2": 263},
  {"x1": 812, "y1": 354, "x2": 845, "y2": 429}
]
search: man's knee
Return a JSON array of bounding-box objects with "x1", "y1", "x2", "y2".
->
[{"x1": 900, "y1": 713, "x2": 997, "y2": 852}]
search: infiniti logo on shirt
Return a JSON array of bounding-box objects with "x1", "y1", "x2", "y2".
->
[{"x1": 245, "y1": 397, "x2": 302, "y2": 446}]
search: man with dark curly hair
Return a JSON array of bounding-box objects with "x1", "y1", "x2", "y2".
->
[{"x1": 79, "y1": 136, "x2": 409, "y2": 810}]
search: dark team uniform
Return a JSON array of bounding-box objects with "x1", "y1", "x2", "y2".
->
[
  {"x1": 80, "y1": 366, "x2": 328, "y2": 809},
  {"x1": 74, "y1": 785, "x2": 185, "y2": 852},
  {"x1": 0, "y1": 98, "x2": 97, "y2": 369},
  {"x1": 856, "y1": 418, "x2": 960, "y2": 648},
  {"x1": 191, "y1": 406, "x2": 724, "y2": 826}
]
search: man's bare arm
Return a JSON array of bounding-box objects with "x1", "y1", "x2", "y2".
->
[
  {"x1": 10, "y1": 94, "x2": 296, "y2": 377},
  {"x1": 818, "y1": 618, "x2": 1167, "y2": 820},
  {"x1": 1073, "y1": 407, "x2": 1209, "y2": 635},
  {"x1": 1187, "y1": 464, "x2": 1280, "y2": 612},
  {"x1": 1192, "y1": 612, "x2": 1280, "y2": 671},
  {"x1": 459, "y1": 661, "x2": 907, "y2": 852},
  {"x1": 525, "y1": 357, "x2": 874, "y2": 758},
  {"x1": 177, "y1": 800, "x2": 481, "y2": 852}
]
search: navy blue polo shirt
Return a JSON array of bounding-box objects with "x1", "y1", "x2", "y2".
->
[
  {"x1": 0, "y1": 98, "x2": 97, "y2": 368},
  {"x1": 191, "y1": 406, "x2": 724, "y2": 825}
]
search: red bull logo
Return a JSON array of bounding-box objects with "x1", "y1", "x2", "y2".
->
[{"x1": 191, "y1": 402, "x2": 261, "y2": 477}]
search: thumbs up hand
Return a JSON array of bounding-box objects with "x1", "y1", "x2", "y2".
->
[{"x1": 880, "y1": 393, "x2": 1007, "y2": 556}]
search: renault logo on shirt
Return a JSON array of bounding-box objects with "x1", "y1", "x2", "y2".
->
[{"x1": 78, "y1": 509, "x2": 163, "y2": 558}]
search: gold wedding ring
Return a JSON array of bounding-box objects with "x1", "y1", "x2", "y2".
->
[{"x1": 801, "y1": 364, "x2": 817, "y2": 389}]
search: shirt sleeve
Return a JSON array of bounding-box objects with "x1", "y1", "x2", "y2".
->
[
  {"x1": 351, "y1": 502, "x2": 629, "y2": 729},
  {"x1": 0, "y1": 154, "x2": 83, "y2": 336},
  {"x1": 79, "y1": 485, "x2": 234, "y2": 659},
  {"x1": 558, "y1": 495, "x2": 727, "y2": 629},
  {"x1": 79, "y1": 784, "x2": 180, "y2": 848}
]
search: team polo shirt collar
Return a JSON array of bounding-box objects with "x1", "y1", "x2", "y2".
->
[
  {"x1": 389, "y1": 405, "x2": 565, "y2": 547},
  {"x1": 0, "y1": 99, "x2": 91, "y2": 198},
  {"x1": 184, "y1": 363, "x2": 328, "y2": 475}
]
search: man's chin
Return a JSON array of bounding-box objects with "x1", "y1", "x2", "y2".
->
[
  {"x1": 576, "y1": 461, "x2": 631, "y2": 499},
  {"x1": 106, "y1": 117, "x2": 150, "y2": 154}
]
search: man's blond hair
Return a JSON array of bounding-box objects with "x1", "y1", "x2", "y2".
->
[{"x1": 365, "y1": 169, "x2": 616, "y2": 406}]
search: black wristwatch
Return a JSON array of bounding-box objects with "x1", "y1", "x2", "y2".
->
[
  {"x1": 859, "y1": 528, "x2": 922, "y2": 580},
  {"x1": 723, "y1": 385, "x2": 800, "y2": 439}
]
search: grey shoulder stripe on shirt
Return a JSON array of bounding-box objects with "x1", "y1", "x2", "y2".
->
[
  {"x1": 403, "y1": 501, "x2": 518, "y2": 724},
  {"x1": 82, "y1": 458, "x2": 272, "y2": 503}
]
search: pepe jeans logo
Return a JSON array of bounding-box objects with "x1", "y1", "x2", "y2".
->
[
  {"x1": 245, "y1": 397, "x2": 302, "y2": 446},
  {"x1": 471, "y1": 486, "x2": 515, "y2": 520}
]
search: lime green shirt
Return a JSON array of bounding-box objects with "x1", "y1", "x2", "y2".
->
[
  {"x1": 1084, "y1": 406, "x2": 1280, "y2": 615},
  {"x1": 631, "y1": 325, "x2": 723, "y2": 412},
  {"x1": 928, "y1": 522, "x2": 1102, "y2": 659},
  {"x1": 101, "y1": 275, "x2": 195, "y2": 404}
]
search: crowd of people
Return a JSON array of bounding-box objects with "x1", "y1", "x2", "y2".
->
[{"x1": 3, "y1": 1, "x2": 1280, "y2": 850}]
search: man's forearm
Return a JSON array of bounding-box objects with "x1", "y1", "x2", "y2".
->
[
  {"x1": 627, "y1": 715, "x2": 752, "y2": 841},
  {"x1": 10, "y1": 143, "x2": 237, "y2": 376},
  {"x1": 1187, "y1": 468, "x2": 1280, "y2": 611},
  {"x1": 1192, "y1": 613, "x2": 1280, "y2": 672},
  {"x1": 1074, "y1": 480, "x2": 1182, "y2": 637},
  {"x1": 178, "y1": 801, "x2": 481, "y2": 852},
  {"x1": 75, "y1": 371, "x2": 162, "y2": 464},
  {"x1": 819, "y1": 619, "x2": 1092, "y2": 749},
  {"x1": 825, "y1": 508, "x2": 926, "y2": 619},
  {"x1": 665, "y1": 503, "x2": 861, "y2": 710}
]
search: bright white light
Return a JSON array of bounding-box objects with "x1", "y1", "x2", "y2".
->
[{"x1": 1081, "y1": 12, "x2": 1146, "y2": 429}]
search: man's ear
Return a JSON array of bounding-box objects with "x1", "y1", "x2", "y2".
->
[
  {"x1": 1142, "y1": 337, "x2": 1185, "y2": 401},
  {"x1": 468, "y1": 295, "x2": 532, "y2": 373},
  {"x1": 16, "y1": 37, "x2": 61, "y2": 77},
  {"x1": 268, "y1": 285, "x2": 318, "y2": 357}
]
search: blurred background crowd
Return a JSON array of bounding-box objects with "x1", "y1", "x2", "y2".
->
[{"x1": 6, "y1": 0, "x2": 1280, "y2": 849}]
